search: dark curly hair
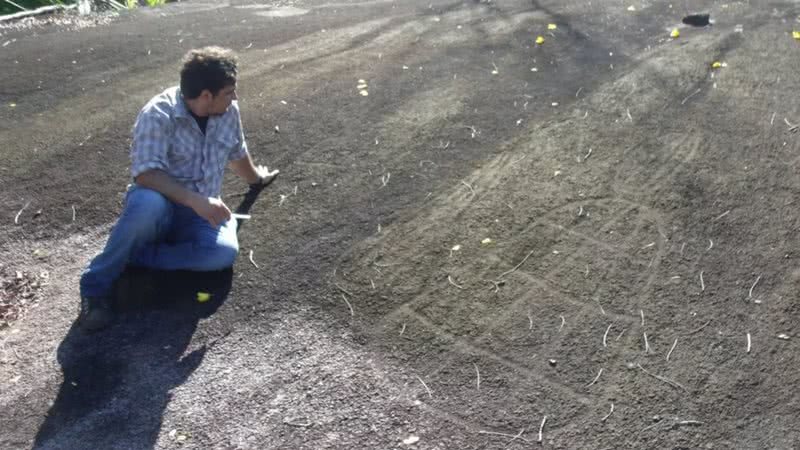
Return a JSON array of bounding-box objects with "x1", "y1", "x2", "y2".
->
[{"x1": 180, "y1": 46, "x2": 238, "y2": 99}]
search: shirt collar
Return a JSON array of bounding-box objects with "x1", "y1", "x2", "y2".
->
[{"x1": 174, "y1": 87, "x2": 194, "y2": 120}]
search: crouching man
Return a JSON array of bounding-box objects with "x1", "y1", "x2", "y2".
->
[{"x1": 79, "y1": 46, "x2": 278, "y2": 331}]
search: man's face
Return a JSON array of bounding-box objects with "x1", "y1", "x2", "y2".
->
[{"x1": 207, "y1": 84, "x2": 237, "y2": 115}]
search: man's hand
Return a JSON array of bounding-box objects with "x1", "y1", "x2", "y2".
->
[
  {"x1": 253, "y1": 165, "x2": 280, "y2": 186},
  {"x1": 191, "y1": 196, "x2": 232, "y2": 228}
]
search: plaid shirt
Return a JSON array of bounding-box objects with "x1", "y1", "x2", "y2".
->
[{"x1": 130, "y1": 86, "x2": 248, "y2": 198}]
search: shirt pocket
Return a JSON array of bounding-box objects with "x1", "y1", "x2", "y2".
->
[{"x1": 169, "y1": 127, "x2": 202, "y2": 180}]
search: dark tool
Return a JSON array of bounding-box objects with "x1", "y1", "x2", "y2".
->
[{"x1": 682, "y1": 13, "x2": 710, "y2": 27}]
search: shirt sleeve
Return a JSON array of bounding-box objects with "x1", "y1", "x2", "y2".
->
[
  {"x1": 227, "y1": 101, "x2": 249, "y2": 162},
  {"x1": 130, "y1": 103, "x2": 173, "y2": 178}
]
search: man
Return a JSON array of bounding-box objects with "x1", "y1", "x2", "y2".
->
[{"x1": 79, "y1": 46, "x2": 278, "y2": 331}]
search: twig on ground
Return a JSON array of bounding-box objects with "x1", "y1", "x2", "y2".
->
[
  {"x1": 528, "y1": 313, "x2": 533, "y2": 330},
  {"x1": 416, "y1": 375, "x2": 432, "y2": 398},
  {"x1": 784, "y1": 117, "x2": 798, "y2": 132},
  {"x1": 666, "y1": 338, "x2": 678, "y2": 361},
  {"x1": 586, "y1": 368, "x2": 603, "y2": 387},
  {"x1": 13, "y1": 201, "x2": 30, "y2": 225},
  {"x1": 400, "y1": 323, "x2": 406, "y2": 336},
  {"x1": 248, "y1": 250, "x2": 259, "y2": 269},
  {"x1": 461, "y1": 180, "x2": 476, "y2": 197},
  {"x1": 334, "y1": 283, "x2": 354, "y2": 297},
  {"x1": 681, "y1": 88, "x2": 701, "y2": 105},
  {"x1": 680, "y1": 242, "x2": 686, "y2": 256},
  {"x1": 559, "y1": 315, "x2": 565, "y2": 331},
  {"x1": 749, "y1": 275, "x2": 761, "y2": 299},
  {"x1": 771, "y1": 112, "x2": 776, "y2": 125},
  {"x1": 643, "y1": 332, "x2": 650, "y2": 353},
  {"x1": 699, "y1": 271, "x2": 705, "y2": 291},
  {"x1": 616, "y1": 328, "x2": 627, "y2": 341},
  {"x1": 485, "y1": 279, "x2": 505, "y2": 293},
  {"x1": 340, "y1": 294, "x2": 354, "y2": 317},
  {"x1": 688, "y1": 320, "x2": 711, "y2": 334},
  {"x1": 381, "y1": 172, "x2": 391, "y2": 187},
  {"x1": 707, "y1": 239, "x2": 713, "y2": 250},
  {"x1": 603, "y1": 324, "x2": 612, "y2": 347},
  {"x1": 448, "y1": 275, "x2": 464, "y2": 289},
  {"x1": 583, "y1": 147, "x2": 593, "y2": 161},
  {"x1": 595, "y1": 298, "x2": 606, "y2": 315},
  {"x1": 477, "y1": 430, "x2": 530, "y2": 443},
  {"x1": 626, "y1": 108, "x2": 633, "y2": 122},
  {"x1": 71, "y1": 205, "x2": 76, "y2": 222},
  {"x1": 575, "y1": 87, "x2": 583, "y2": 97},
  {"x1": 637, "y1": 363, "x2": 688, "y2": 392},
  {"x1": 370, "y1": 279, "x2": 376, "y2": 290},
  {"x1": 499, "y1": 250, "x2": 535, "y2": 279},
  {"x1": 747, "y1": 332, "x2": 751, "y2": 353},
  {"x1": 473, "y1": 363, "x2": 481, "y2": 390},
  {"x1": 713, "y1": 210, "x2": 730, "y2": 221},
  {"x1": 283, "y1": 418, "x2": 312, "y2": 427},
  {"x1": 640, "y1": 309, "x2": 645, "y2": 327},
  {"x1": 538, "y1": 416, "x2": 548, "y2": 443},
  {"x1": 601, "y1": 403, "x2": 615, "y2": 422},
  {"x1": 465, "y1": 126, "x2": 478, "y2": 138}
]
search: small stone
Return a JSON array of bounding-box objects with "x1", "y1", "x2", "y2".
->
[
  {"x1": 403, "y1": 435, "x2": 420, "y2": 445},
  {"x1": 548, "y1": 359, "x2": 557, "y2": 366}
]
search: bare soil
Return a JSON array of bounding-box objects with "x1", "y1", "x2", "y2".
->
[{"x1": 2, "y1": 0, "x2": 800, "y2": 449}]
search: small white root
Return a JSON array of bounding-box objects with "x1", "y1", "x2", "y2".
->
[
  {"x1": 748, "y1": 275, "x2": 761, "y2": 299},
  {"x1": 699, "y1": 271, "x2": 705, "y2": 292},
  {"x1": 601, "y1": 403, "x2": 615, "y2": 422},
  {"x1": 714, "y1": 210, "x2": 730, "y2": 221},
  {"x1": 707, "y1": 239, "x2": 713, "y2": 250},
  {"x1": 248, "y1": 249, "x2": 260, "y2": 269},
  {"x1": 586, "y1": 368, "x2": 603, "y2": 387},
  {"x1": 558, "y1": 315, "x2": 565, "y2": 331},
  {"x1": 666, "y1": 338, "x2": 678, "y2": 361},
  {"x1": 473, "y1": 363, "x2": 481, "y2": 390},
  {"x1": 399, "y1": 323, "x2": 406, "y2": 335},
  {"x1": 13, "y1": 201, "x2": 30, "y2": 225},
  {"x1": 583, "y1": 147, "x2": 593, "y2": 161},
  {"x1": 603, "y1": 324, "x2": 612, "y2": 348},
  {"x1": 746, "y1": 332, "x2": 751, "y2": 353},
  {"x1": 643, "y1": 332, "x2": 650, "y2": 353},
  {"x1": 640, "y1": 309, "x2": 645, "y2": 327},
  {"x1": 538, "y1": 416, "x2": 547, "y2": 443},
  {"x1": 626, "y1": 108, "x2": 633, "y2": 122},
  {"x1": 681, "y1": 88, "x2": 701, "y2": 105},
  {"x1": 637, "y1": 363, "x2": 687, "y2": 392},
  {"x1": 416, "y1": 375, "x2": 432, "y2": 398},
  {"x1": 460, "y1": 180, "x2": 476, "y2": 197},
  {"x1": 447, "y1": 275, "x2": 464, "y2": 289},
  {"x1": 340, "y1": 293, "x2": 354, "y2": 317},
  {"x1": 71, "y1": 205, "x2": 76, "y2": 222}
]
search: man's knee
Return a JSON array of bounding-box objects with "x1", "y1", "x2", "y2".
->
[{"x1": 125, "y1": 187, "x2": 171, "y2": 216}]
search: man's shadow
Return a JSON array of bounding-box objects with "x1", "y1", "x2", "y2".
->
[{"x1": 33, "y1": 185, "x2": 268, "y2": 450}]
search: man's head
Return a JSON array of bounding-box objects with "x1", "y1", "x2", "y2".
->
[{"x1": 180, "y1": 46, "x2": 238, "y2": 116}]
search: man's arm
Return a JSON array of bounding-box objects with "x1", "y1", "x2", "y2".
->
[
  {"x1": 135, "y1": 169, "x2": 231, "y2": 228},
  {"x1": 229, "y1": 153, "x2": 279, "y2": 186}
]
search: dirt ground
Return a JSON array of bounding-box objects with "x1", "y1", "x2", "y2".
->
[{"x1": 1, "y1": 0, "x2": 800, "y2": 448}]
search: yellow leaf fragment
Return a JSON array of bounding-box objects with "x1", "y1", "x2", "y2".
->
[
  {"x1": 481, "y1": 238, "x2": 493, "y2": 245},
  {"x1": 793, "y1": 31, "x2": 800, "y2": 40},
  {"x1": 359, "y1": 90, "x2": 369, "y2": 96},
  {"x1": 547, "y1": 23, "x2": 557, "y2": 30},
  {"x1": 535, "y1": 35, "x2": 545, "y2": 45},
  {"x1": 197, "y1": 292, "x2": 211, "y2": 302},
  {"x1": 670, "y1": 28, "x2": 680, "y2": 38}
]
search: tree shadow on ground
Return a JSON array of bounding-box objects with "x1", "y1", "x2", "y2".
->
[{"x1": 32, "y1": 185, "x2": 268, "y2": 450}]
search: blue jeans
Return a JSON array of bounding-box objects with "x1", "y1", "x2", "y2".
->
[{"x1": 80, "y1": 186, "x2": 239, "y2": 298}]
